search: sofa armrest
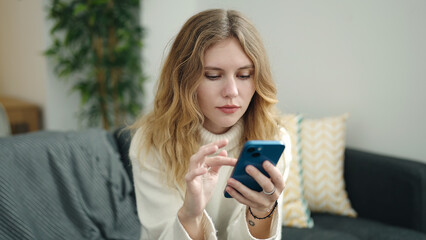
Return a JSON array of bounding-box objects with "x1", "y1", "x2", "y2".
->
[{"x1": 344, "y1": 148, "x2": 426, "y2": 234}]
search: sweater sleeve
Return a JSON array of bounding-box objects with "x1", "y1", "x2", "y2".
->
[
  {"x1": 129, "y1": 129, "x2": 218, "y2": 240},
  {"x1": 226, "y1": 127, "x2": 292, "y2": 240}
]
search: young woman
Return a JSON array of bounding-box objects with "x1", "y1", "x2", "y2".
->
[{"x1": 129, "y1": 9, "x2": 292, "y2": 240}]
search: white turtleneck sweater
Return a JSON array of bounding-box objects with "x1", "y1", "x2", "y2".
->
[{"x1": 129, "y1": 120, "x2": 292, "y2": 240}]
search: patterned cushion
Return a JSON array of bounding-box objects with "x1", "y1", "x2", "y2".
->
[
  {"x1": 301, "y1": 113, "x2": 356, "y2": 217},
  {"x1": 281, "y1": 114, "x2": 314, "y2": 228}
]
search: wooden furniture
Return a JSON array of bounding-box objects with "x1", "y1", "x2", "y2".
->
[{"x1": 0, "y1": 96, "x2": 41, "y2": 134}]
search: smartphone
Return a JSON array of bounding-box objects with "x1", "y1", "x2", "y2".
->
[{"x1": 224, "y1": 140, "x2": 285, "y2": 198}]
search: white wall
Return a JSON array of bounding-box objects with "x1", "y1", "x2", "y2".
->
[
  {"x1": 140, "y1": 0, "x2": 197, "y2": 111},
  {"x1": 0, "y1": 0, "x2": 47, "y2": 109},
  {"x1": 141, "y1": 0, "x2": 426, "y2": 162},
  {"x1": 1, "y1": 0, "x2": 424, "y2": 162},
  {"x1": 43, "y1": 0, "x2": 80, "y2": 131},
  {"x1": 0, "y1": 0, "x2": 79, "y2": 131}
]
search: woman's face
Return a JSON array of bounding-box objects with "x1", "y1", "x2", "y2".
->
[{"x1": 197, "y1": 38, "x2": 256, "y2": 134}]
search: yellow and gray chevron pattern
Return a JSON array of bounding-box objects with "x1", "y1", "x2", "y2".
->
[
  {"x1": 281, "y1": 114, "x2": 314, "y2": 228},
  {"x1": 301, "y1": 113, "x2": 356, "y2": 217}
]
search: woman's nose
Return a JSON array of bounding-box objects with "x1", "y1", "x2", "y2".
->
[{"x1": 222, "y1": 77, "x2": 238, "y2": 98}]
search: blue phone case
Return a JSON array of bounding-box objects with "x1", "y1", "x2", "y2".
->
[{"x1": 224, "y1": 140, "x2": 285, "y2": 198}]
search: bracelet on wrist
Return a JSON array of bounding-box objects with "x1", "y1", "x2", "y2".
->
[{"x1": 248, "y1": 200, "x2": 278, "y2": 220}]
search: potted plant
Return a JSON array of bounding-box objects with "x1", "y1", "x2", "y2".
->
[{"x1": 45, "y1": 0, "x2": 145, "y2": 129}]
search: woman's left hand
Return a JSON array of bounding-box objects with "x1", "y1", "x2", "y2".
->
[{"x1": 225, "y1": 160, "x2": 285, "y2": 216}]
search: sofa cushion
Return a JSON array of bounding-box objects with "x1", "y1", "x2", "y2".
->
[
  {"x1": 282, "y1": 227, "x2": 361, "y2": 240},
  {"x1": 313, "y1": 213, "x2": 426, "y2": 240},
  {"x1": 283, "y1": 213, "x2": 426, "y2": 240},
  {"x1": 301, "y1": 114, "x2": 356, "y2": 217}
]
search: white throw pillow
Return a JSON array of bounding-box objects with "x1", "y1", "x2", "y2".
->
[{"x1": 301, "y1": 113, "x2": 356, "y2": 217}]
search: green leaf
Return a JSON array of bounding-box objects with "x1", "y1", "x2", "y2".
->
[
  {"x1": 73, "y1": 3, "x2": 88, "y2": 16},
  {"x1": 44, "y1": 47, "x2": 57, "y2": 56},
  {"x1": 89, "y1": 15, "x2": 96, "y2": 26},
  {"x1": 92, "y1": 0, "x2": 109, "y2": 5}
]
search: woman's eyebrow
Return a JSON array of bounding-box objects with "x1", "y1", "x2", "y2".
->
[
  {"x1": 238, "y1": 65, "x2": 254, "y2": 70},
  {"x1": 204, "y1": 65, "x2": 254, "y2": 71},
  {"x1": 204, "y1": 66, "x2": 222, "y2": 71}
]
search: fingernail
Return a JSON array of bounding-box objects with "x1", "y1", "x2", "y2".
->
[{"x1": 228, "y1": 178, "x2": 237, "y2": 185}]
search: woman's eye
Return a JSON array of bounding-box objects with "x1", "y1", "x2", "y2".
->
[
  {"x1": 238, "y1": 74, "x2": 251, "y2": 80},
  {"x1": 205, "y1": 74, "x2": 220, "y2": 80}
]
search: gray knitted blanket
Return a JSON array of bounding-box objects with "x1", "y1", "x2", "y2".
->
[{"x1": 0, "y1": 130, "x2": 140, "y2": 240}]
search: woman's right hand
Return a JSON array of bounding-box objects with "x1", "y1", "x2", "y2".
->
[{"x1": 178, "y1": 139, "x2": 237, "y2": 238}]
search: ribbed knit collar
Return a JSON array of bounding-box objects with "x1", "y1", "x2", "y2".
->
[{"x1": 199, "y1": 119, "x2": 244, "y2": 154}]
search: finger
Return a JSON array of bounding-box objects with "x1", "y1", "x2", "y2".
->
[
  {"x1": 189, "y1": 145, "x2": 217, "y2": 170},
  {"x1": 185, "y1": 167, "x2": 208, "y2": 182},
  {"x1": 214, "y1": 139, "x2": 229, "y2": 149},
  {"x1": 190, "y1": 139, "x2": 229, "y2": 167},
  {"x1": 217, "y1": 149, "x2": 228, "y2": 157},
  {"x1": 226, "y1": 177, "x2": 261, "y2": 203},
  {"x1": 226, "y1": 178, "x2": 274, "y2": 210},
  {"x1": 262, "y1": 161, "x2": 285, "y2": 192},
  {"x1": 205, "y1": 156, "x2": 236, "y2": 168},
  {"x1": 200, "y1": 139, "x2": 229, "y2": 155},
  {"x1": 245, "y1": 164, "x2": 276, "y2": 194},
  {"x1": 224, "y1": 185, "x2": 254, "y2": 206},
  {"x1": 194, "y1": 144, "x2": 218, "y2": 160},
  {"x1": 208, "y1": 149, "x2": 229, "y2": 167},
  {"x1": 206, "y1": 156, "x2": 236, "y2": 174}
]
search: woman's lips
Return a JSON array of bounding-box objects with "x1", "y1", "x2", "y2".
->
[{"x1": 217, "y1": 105, "x2": 240, "y2": 114}]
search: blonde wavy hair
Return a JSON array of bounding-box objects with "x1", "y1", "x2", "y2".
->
[{"x1": 131, "y1": 9, "x2": 282, "y2": 188}]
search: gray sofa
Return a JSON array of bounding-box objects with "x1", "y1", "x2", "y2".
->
[
  {"x1": 0, "y1": 129, "x2": 140, "y2": 240},
  {"x1": 1, "y1": 128, "x2": 425, "y2": 240},
  {"x1": 284, "y1": 148, "x2": 426, "y2": 240}
]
